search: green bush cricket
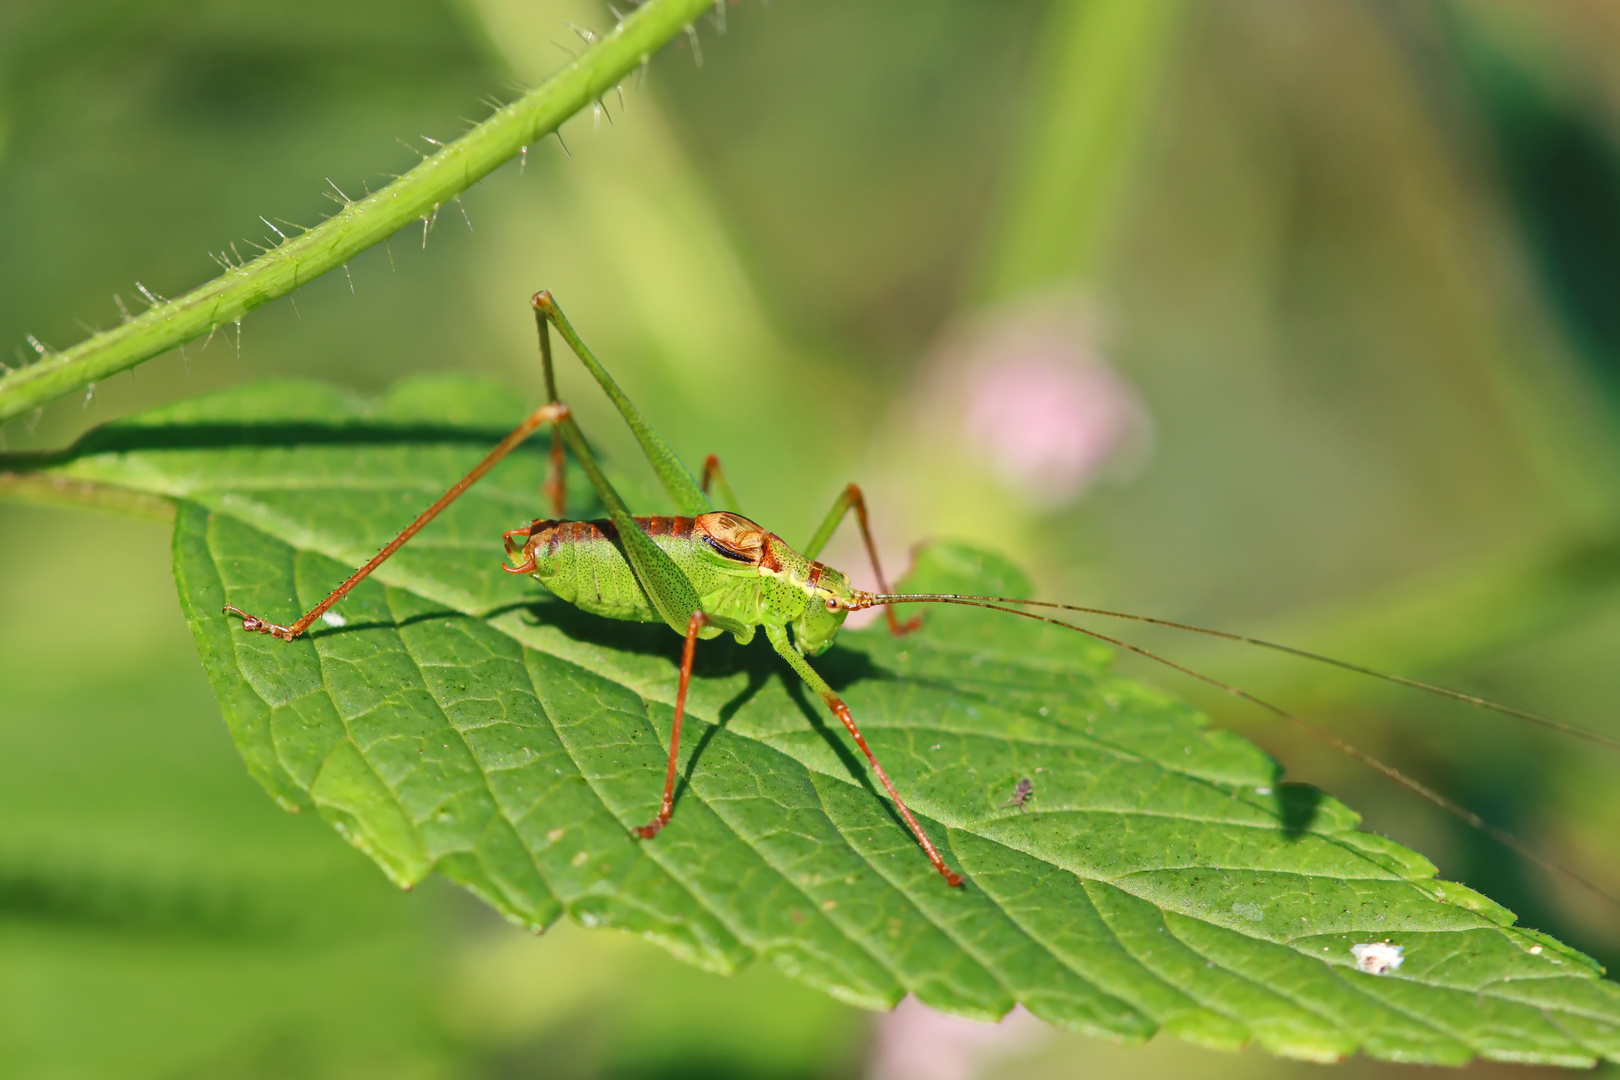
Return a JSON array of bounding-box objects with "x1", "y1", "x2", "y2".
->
[{"x1": 223, "y1": 291, "x2": 1620, "y2": 898}]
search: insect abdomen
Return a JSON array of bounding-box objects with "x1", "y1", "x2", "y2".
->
[{"x1": 525, "y1": 517, "x2": 693, "y2": 623}]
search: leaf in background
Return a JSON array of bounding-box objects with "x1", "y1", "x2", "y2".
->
[{"x1": 14, "y1": 376, "x2": 1620, "y2": 1066}]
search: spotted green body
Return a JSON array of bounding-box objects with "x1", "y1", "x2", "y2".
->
[{"x1": 508, "y1": 511, "x2": 854, "y2": 655}]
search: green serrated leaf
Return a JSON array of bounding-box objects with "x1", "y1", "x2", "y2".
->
[{"x1": 16, "y1": 375, "x2": 1620, "y2": 1065}]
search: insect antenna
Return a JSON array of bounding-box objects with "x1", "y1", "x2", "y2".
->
[
  {"x1": 851, "y1": 592, "x2": 1620, "y2": 908},
  {"x1": 862, "y1": 593, "x2": 1620, "y2": 753}
]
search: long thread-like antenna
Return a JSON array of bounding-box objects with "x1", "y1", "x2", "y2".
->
[
  {"x1": 851, "y1": 591, "x2": 1620, "y2": 908},
  {"x1": 864, "y1": 593, "x2": 1620, "y2": 753}
]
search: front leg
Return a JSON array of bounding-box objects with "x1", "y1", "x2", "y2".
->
[
  {"x1": 800, "y1": 484, "x2": 920, "y2": 638},
  {"x1": 766, "y1": 624, "x2": 962, "y2": 887}
]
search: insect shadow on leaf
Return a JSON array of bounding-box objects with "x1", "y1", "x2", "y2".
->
[
  {"x1": 776, "y1": 661, "x2": 913, "y2": 841},
  {"x1": 304, "y1": 599, "x2": 541, "y2": 640},
  {"x1": 518, "y1": 595, "x2": 895, "y2": 829},
  {"x1": 1276, "y1": 782, "x2": 1324, "y2": 840}
]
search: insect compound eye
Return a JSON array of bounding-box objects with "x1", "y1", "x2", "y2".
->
[{"x1": 825, "y1": 597, "x2": 842, "y2": 612}]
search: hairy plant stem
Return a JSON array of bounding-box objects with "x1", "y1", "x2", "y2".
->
[{"x1": 0, "y1": 0, "x2": 716, "y2": 427}]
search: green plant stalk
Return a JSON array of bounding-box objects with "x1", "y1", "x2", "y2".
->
[
  {"x1": 0, "y1": 0, "x2": 716, "y2": 428},
  {"x1": 980, "y1": 0, "x2": 1181, "y2": 300}
]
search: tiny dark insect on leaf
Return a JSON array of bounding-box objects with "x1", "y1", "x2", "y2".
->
[{"x1": 1001, "y1": 777, "x2": 1035, "y2": 812}]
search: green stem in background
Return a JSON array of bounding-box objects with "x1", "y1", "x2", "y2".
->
[
  {"x1": 980, "y1": 0, "x2": 1182, "y2": 300},
  {"x1": 0, "y1": 0, "x2": 716, "y2": 428}
]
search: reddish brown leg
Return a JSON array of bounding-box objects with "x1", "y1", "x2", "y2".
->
[
  {"x1": 543, "y1": 427, "x2": 567, "y2": 518},
  {"x1": 224, "y1": 400, "x2": 571, "y2": 641},
  {"x1": 699, "y1": 453, "x2": 740, "y2": 513},
  {"x1": 768, "y1": 627, "x2": 961, "y2": 886},
  {"x1": 827, "y1": 690, "x2": 961, "y2": 886},
  {"x1": 844, "y1": 486, "x2": 920, "y2": 637},
  {"x1": 636, "y1": 610, "x2": 708, "y2": 839},
  {"x1": 813, "y1": 484, "x2": 919, "y2": 637},
  {"x1": 802, "y1": 484, "x2": 918, "y2": 636}
]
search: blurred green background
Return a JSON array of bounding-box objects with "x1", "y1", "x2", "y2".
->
[{"x1": 4, "y1": 0, "x2": 1620, "y2": 1076}]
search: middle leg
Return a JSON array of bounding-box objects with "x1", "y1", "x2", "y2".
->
[{"x1": 637, "y1": 610, "x2": 710, "y2": 839}]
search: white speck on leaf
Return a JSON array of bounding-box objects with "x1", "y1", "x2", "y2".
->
[
  {"x1": 1351, "y1": 942, "x2": 1404, "y2": 975},
  {"x1": 1255, "y1": 786, "x2": 1272, "y2": 795},
  {"x1": 321, "y1": 610, "x2": 347, "y2": 627}
]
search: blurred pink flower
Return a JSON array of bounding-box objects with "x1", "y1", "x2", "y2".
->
[
  {"x1": 930, "y1": 294, "x2": 1150, "y2": 507},
  {"x1": 867, "y1": 996, "x2": 1047, "y2": 1080},
  {"x1": 966, "y1": 357, "x2": 1142, "y2": 504}
]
